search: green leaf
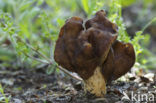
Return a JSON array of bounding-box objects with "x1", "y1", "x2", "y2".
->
[
  {"x1": 36, "y1": 0, "x2": 44, "y2": 6},
  {"x1": 57, "y1": 18, "x2": 64, "y2": 27},
  {"x1": 81, "y1": 0, "x2": 89, "y2": 14},
  {"x1": 19, "y1": 0, "x2": 34, "y2": 12},
  {"x1": 121, "y1": 0, "x2": 136, "y2": 7},
  {"x1": 46, "y1": 65, "x2": 56, "y2": 75},
  {"x1": 136, "y1": 31, "x2": 143, "y2": 35}
]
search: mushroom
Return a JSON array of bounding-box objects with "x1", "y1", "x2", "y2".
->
[{"x1": 54, "y1": 10, "x2": 135, "y2": 97}]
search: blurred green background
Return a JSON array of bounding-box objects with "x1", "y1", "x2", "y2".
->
[{"x1": 0, "y1": 0, "x2": 156, "y2": 73}]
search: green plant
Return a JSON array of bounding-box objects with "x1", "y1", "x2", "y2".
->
[
  {"x1": 0, "y1": 84, "x2": 10, "y2": 103},
  {"x1": 107, "y1": 0, "x2": 143, "y2": 63},
  {"x1": 0, "y1": 0, "x2": 156, "y2": 74},
  {"x1": 107, "y1": 0, "x2": 156, "y2": 70}
]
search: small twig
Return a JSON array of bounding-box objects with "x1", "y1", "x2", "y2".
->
[
  {"x1": 142, "y1": 17, "x2": 156, "y2": 32},
  {"x1": 25, "y1": 42, "x2": 52, "y2": 63},
  {"x1": 58, "y1": 66, "x2": 83, "y2": 81},
  {"x1": 19, "y1": 38, "x2": 82, "y2": 81},
  {"x1": 26, "y1": 53, "x2": 82, "y2": 81},
  {"x1": 17, "y1": 37, "x2": 52, "y2": 63},
  {"x1": 49, "y1": 40, "x2": 53, "y2": 60},
  {"x1": 25, "y1": 53, "x2": 49, "y2": 64}
]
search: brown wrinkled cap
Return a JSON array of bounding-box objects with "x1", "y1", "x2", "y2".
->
[
  {"x1": 102, "y1": 40, "x2": 135, "y2": 83},
  {"x1": 54, "y1": 17, "x2": 84, "y2": 72},
  {"x1": 54, "y1": 10, "x2": 135, "y2": 81},
  {"x1": 85, "y1": 10, "x2": 118, "y2": 34},
  {"x1": 54, "y1": 10, "x2": 118, "y2": 80},
  {"x1": 112, "y1": 40, "x2": 136, "y2": 80}
]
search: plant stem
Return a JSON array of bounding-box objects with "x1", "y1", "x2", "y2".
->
[
  {"x1": 58, "y1": 66, "x2": 83, "y2": 81},
  {"x1": 20, "y1": 38, "x2": 82, "y2": 81},
  {"x1": 25, "y1": 53, "x2": 49, "y2": 64}
]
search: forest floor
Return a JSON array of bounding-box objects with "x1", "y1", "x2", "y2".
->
[{"x1": 0, "y1": 67, "x2": 155, "y2": 103}]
